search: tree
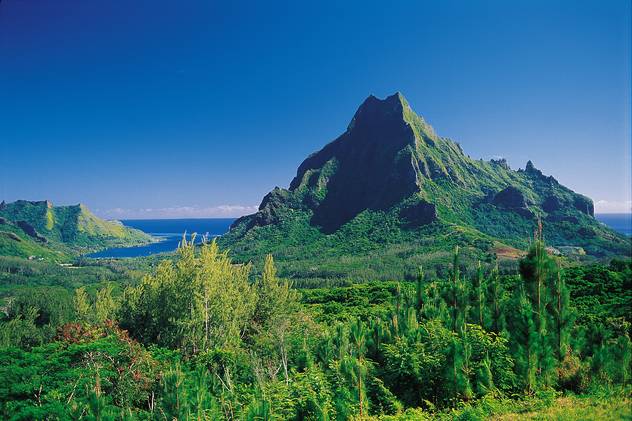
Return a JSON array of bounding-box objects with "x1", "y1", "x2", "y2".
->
[
  {"x1": 443, "y1": 247, "x2": 473, "y2": 403},
  {"x1": 485, "y1": 263, "x2": 505, "y2": 333},
  {"x1": 507, "y1": 289, "x2": 539, "y2": 393},
  {"x1": 511, "y1": 224, "x2": 566, "y2": 391},
  {"x1": 548, "y1": 265, "x2": 574, "y2": 361},
  {"x1": 0, "y1": 306, "x2": 41, "y2": 348},
  {"x1": 415, "y1": 266, "x2": 424, "y2": 312},
  {"x1": 250, "y1": 254, "x2": 300, "y2": 384},
  {"x1": 519, "y1": 224, "x2": 556, "y2": 330},
  {"x1": 160, "y1": 363, "x2": 188, "y2": 420},
  {"x1": 349, "y1": 320, "x2": 367, "y2": 417},
  {"x1": 445, "y1": 333, "x2": 473, "y2": 404},
  {"x1": 95, "y1": 284, "x2": 116, "y2": 323},
  {"x1": 470, "y1": 261, "x2": 486, "y2": 327},
  {"x1": 120, "y1": 239, "x2": 256, "y2": 355},
  {"x1": 332, "y1": 320, "x2": 369, "y2": 419},
  {"x1": 74, "y1": 287, "x2": 92, "y2": 324},
  {"x1": 475, "y1": 355, "x2": 494, "y2": 396}
]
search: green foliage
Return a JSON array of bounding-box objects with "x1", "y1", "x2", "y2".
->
[
  {"x1": 222, "y1": 208, "x2": 503, "y2": 286},
  {"x1": 221, "y1": 96, "x2": 630, "y2": 284},
  {"x1": 0, "y1": 236, "x2": 630, "y2": 419},
  {"x1": 0, "y1": 306, "x2": 41, "y2": 349},
  {"x1": 74, "y1": 287, "x2": 92, "y2": 323},
  {"x1": 0, "y1": 326, "x2": 159, "y2": 420},
  {"x1": 0, "y1": 200, "x2": 154, "y2": 258},
  {"x1": 564, "y1": 259, "x2": 632, "y2": 330},
  {"x1": 0, "y1": 224, "x2": 67, "y2": 261},
  {"x1": 120, "y1": 238, "x2": 256, "y2": 354},
  {"x1": 301, "y1": 282, "x2": 402, "y2": 323},
  {"x1": 96, "y1": 283, "x2": 118, "y2": 323}
]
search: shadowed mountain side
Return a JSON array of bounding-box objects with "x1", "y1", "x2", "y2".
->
[{"x1": 222, "y1": 93, "x2": 630, "y2": 283}]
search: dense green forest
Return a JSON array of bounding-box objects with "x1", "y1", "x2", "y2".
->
[{"x1": 0, "y1": 230, "x2": 630, "y2": 420}]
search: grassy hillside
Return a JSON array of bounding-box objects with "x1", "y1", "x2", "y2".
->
[
  {"x1": 0, "y1": 200, "x2": 153, "y2": 258},
  {"x1": 0, "y1": 217, "x2": 70, "y2": 261},
  {"x1": 0, "y1": 229, "x2": 66, "y2": 261}
]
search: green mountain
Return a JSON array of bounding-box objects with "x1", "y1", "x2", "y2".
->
[
  {"x1": 0, "y1": 200, "x2": 153, "y2": 259},
  {"x1": 221, "y1": 93, "x2": 630, "y2": 284},
  {"x1": 0, "y1": 217, "x2": 66, "y2": 260}
]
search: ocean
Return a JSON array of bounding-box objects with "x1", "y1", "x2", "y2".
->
[
  {"x1": 86, "y1": 214, "x2": 631, "y2": 258},
  {"x1": 595, "y1": 213, "x2": 632, "y2": 237},
  {"x1": 86, "y1": 218, "x2": 235, "y2": 258}
]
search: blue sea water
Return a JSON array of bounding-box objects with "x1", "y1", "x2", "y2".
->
[
  {"x1": 595, "y1": 213, "x2": 632, "y2": 236},
  {"x1": 86, "y1": 218, "x2": 235, "y2": 258}
]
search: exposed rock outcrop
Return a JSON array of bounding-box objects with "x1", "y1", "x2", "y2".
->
[
  {"x1": 400, "y1": 200, "x2": 437, "y2": 226},
  {"x1": 295, "y1": 94, "x2": 422, "y2": 232},
  {"x1": 542, "y1": 195, "x2": 562, "y2": 213},
  {"x1": 16, "y1": 220, "x2": 48, "y2": 243},
  {"x1": 0, "y1": 231, "x2": 21, "y2": 242},
  {"x1": 254, "y1": 188, "x2": 290, "y2": 227},
  {"x1": 573, "y1": 196, "x2": 594, "y2": 217},
  {"x1": 490, "y1": 158, "x2": 510, "y2": 170},
  {"x1": 493, "y1": 186, "x2": 527, "y2": 208},
  {"x1": 492, "y1": 186, "x2": 533, "y2": 218}
]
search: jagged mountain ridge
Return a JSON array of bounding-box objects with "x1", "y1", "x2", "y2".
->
[
  {"x1": 0, "y1": 200, "x2": 153, "y2": 258},
  {"x1": 222, "y1": 93, "x2": 629, "y2": 282}
]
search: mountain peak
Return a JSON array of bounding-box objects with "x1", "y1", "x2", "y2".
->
[
  {"x1": 363, "y1": 91, "x2": 406, "y2": 104},
  {"x1": 357, "y1": 92, "x2": 410, "y2": 112},
  {"x1": 348, "y1": 92, "x2": 407, "y2": 131},
  {"x1": 224, "y1": 93, "x2": 630, "y2": 275},
  {"x1": 280, "y1": 92, "x2": 451, "y2": 231},
  {"x1": 347, "y1": 92, "x2": 436, "y2": 140},
  {"x1": 525, "y1": 160, "x2": 545, "y2": 178}
]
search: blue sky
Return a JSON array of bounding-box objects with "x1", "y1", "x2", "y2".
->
[{"x1": 0, "y1": 0, "x2": 630, "y2": 218}]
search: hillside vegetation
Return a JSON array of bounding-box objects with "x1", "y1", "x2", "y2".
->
[
  {"x1": 0, "y1": 232, "x2": 629, "y2": 419},
  {"x1": 0, "y1": 200, "x2": 153, "y2": 259},
  {"x1": 222, "y1": 93, "x2": 630, "y2": 285}
]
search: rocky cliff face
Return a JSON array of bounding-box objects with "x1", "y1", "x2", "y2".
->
[
  {"x1": 293, "y1": 93, "x2": 427, "y2": 232},
  {"x1": 15, "y1": 221, "x2": 48, "y2": 243},
  {"x1": 222, "y1": 93, "x2": 629, "y2": 274},
  {"x1": 234, "y1": 93, "x2": 445, "y2": 233}
]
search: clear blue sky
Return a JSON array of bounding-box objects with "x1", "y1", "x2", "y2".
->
[{"x1": 1, "y1": 0, "x2": 630, "y2": 218}]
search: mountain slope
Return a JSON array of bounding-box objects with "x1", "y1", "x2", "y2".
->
[
  {"x1": 221, "y1": 93, "x2": 630, "y2": 284},
  {"x1": 0, "y1": 200, "x2": 153, "y2": 258},
  {"x1": 0, "y1": 216, "x2": 68, "y2": 260}
]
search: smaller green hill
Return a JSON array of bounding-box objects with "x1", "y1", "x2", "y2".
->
[
  {"x1": 0, "y1": 217, "x2": 68, "y2": 261},
  {"x1": 0, "y1": 200, "x2": 153, "y2": 259}
]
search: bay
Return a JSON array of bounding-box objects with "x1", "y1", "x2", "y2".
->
[{"x1": 86, "y1": 218, "x2": 235, "y2": 258}]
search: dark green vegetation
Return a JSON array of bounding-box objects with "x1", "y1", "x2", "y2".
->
[
  {"x1": 0, "y1": 233, "x2": 629, "y2": 420},
  {"x1": 0, "y1": 200, "x2": 154, "y2": 259},
  {"x1": 1, "y1": 93, "x2": 630, "y2": 419},
  {"x1": 221, "y1": 93, "x2": 630, "y2": 285}
]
